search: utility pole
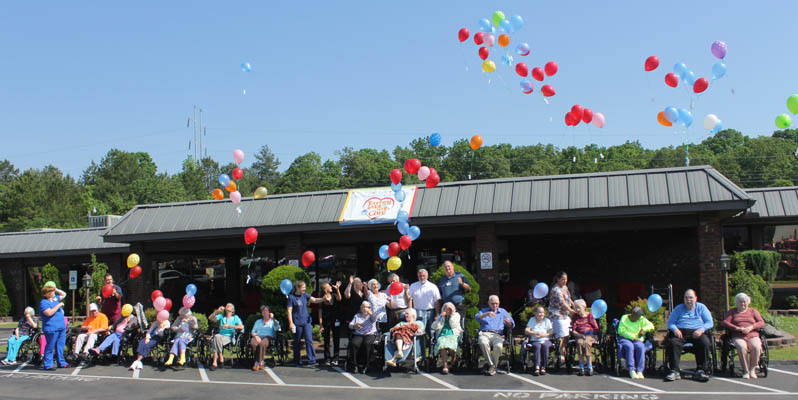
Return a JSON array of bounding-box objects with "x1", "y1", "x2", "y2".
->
[
  {"x1": 193, "y1": 105, "x2": 198, "y2": 161},
  {"x1": 199, "y1": 108, "x2": 204, "y2": 163},
  {"x1": 188, "y1": 106, "x2": 206, "y2": 165}
]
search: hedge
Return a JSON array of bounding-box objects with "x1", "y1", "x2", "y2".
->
[
  {"x1": 0, "y1": 271, "x2": 11, "y2": 316},
  {"x1": 728, "y1": 266, "x2": 773, "y2": 314},
  {"x1": 731, "y1": 250, "x2": 781, "y2": 283},
  {"x1": 429, "y1": 263, "x2": 480, "y2": 336}
]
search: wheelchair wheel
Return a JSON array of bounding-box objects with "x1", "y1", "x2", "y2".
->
[{"x1": 759, "y1": 337, "x2": 769, "y2": 378}]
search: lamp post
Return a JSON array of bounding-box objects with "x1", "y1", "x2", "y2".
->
[
  {"x1": 720, "y1": 252, "x2": 731, "y2": 313},
  {"x1": 82, "y1": 273, "x2": 93, "y2": 317}
]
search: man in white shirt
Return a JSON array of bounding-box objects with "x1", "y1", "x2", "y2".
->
[{"x1": 409, "y1": 268, "x2": 441, "y2": 356}]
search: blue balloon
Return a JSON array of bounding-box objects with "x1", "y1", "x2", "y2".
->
[
  {"x1": 710, "y1": 121, "x2": 723, "y2": 134},
  {"x1": 591, "y1": 299, "x2": 608, "y2": 319},
  {"x1": 515, "y1": 42, "x2": 531, "y2": 56},
  {"x1": 394, "y1": 190, "x2": 406, "y2": 202},
  {"x1": 390, "y1": 182, "x2": 402, "y2": 192},
  {"x1": 684, "y1": 70, "x2": 697, "y2": 86},
  {"x1": 478, "y1": 18, "x2": 492, "y2": 32},
  {"x1": 673, "y1": 62, "x2": 688, "y2": 79},
  {"x1": 218, "y1": 174, "x2": 231, "y2": 187},
  {"x1": 664, "y1": 107, "x2": 679, "y2": 123},
  {"x1": 533, "y1": 282, "x2": 548, "y2": 299},
  {"x1": 186, "y1": 283, "x2": 197, "y2": 296},
  {"x1": 509, "y1": 15, "x2": 524, "y2": 32},
  {"x1": 241, "y1": 62, "x2": 252, "y2": 72},
  {"x1": 378, "y1": 245, "x2": 390, "y2": 260},
  {"x1": 490, "y1": 25, "x2": 497, "y2": 35},
  {"x1": 408, "y1": 225, "x2": 421, "y2": 241},
  {"x1": 647, "y1": 294, "x2": 663, "y2": 313},
  {"x1": 712, "y1": 62, "x2": 727, "y2": 80},
  {"x1": 279, "y1": 279, "x2": 293, "y2": 296},
  {"x1": 499, "y1": 19, "x2": 512, "y2": 34},
  {"x1": 397, "y1": 221, "x2": 409, "y2": 235},
  {"x1": 429, "y1": 133, "x2": 441, "y2": 147},
  {"x1": 501, "y1": 54, "x2": 514, "y2": 67},
  {"x1": 520, "y1": 80, "x2": 533, "y2": 93},
  {"x1": 397, "y1": 210, "x2": 409, "y2": 223},
  {"x1": 678, "y1": 108, "x2": 694, "y2": 127}
]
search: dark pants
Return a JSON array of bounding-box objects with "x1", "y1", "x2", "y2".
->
[
  {"x1": 349, "y1": 334, "x2": 376, "y2": 369},
  {"x1": 530, "y1": 340, "x2": 551, "y2": 368},
  {"x1": 43, "y1": 329, "x2": 67, "y2": 369},
  {"x1": 322, "y1": 323, "x2": 340, "y2": 362},
  {"x1": 666, "y1": 329, "x2": 711, "y2": 372},
  {"x1": 293, "y1": 324, "x2": 316, "y2": 364}
]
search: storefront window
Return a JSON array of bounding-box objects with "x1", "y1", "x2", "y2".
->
[
  {"x1": 311, "y1": 246, "x2": 358, "y2": 293},
  {"x1": 723, "y1": 226, "x2": 750, "y2": 254},
  {"x1": 154, "y1": 255, "x2": 226, "y2": 313},
  {"x1": 763, "y1": 225, "x2": 798, "y2": 280}
]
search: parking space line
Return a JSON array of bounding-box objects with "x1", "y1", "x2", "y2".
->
[
  {"x1": 71, "y1": 363, "x2": 83, "y2": 376},
  {"x1": 263, "y1": 366, "x2": 285, "y2": 385},
  {"x1": 197, "y1": 362, "x2": 210, "y2": 382},
  {"x1": 769, "y1": 367, "x2": 798, "y2": 377},
  {"x1": 14, "y1": 361, "x2": 29, "y2": 373},
  {"x1": 598, "y1": 374, "x2": 665, "y2": 393},
  {"x1": 506, "y1": 372, "x2": 561, "y2": 392},
  {"x1": 332, "y1": 366, "x2": 369, "y2": 388},
  {"x1": 419, "y1": 371, "x2": 459, "y2": 390},
  {"x1": 714, "y1": 376, "x2": 789, "y2": 394},
  {"x1": 132, "y1": 368, "x2": 140, "y2": 379}
]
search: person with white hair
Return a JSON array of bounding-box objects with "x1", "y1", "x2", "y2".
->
[
  {"x1": 348, "y1": 301, "x2": 378, "y2": 373},
  {"x1": 209, "y1": 302, "x2": 244, "y2": 370},
  {"x1": 476, "y1": 295, "x2": 515, "y2": 375},
  {"x1": 409, "y1": 268, "x2": 440, "y2": 356},
  {"x1": 570, "y1": 299, "x2": 599, "y2": 376},
  {"x1": 431, "y1": 302, "x2": 461, "y2": 374},
  {"x1": 723, "y1": 292, "x2": 765, "y2": 379},
  {"x1": 74, "y1": 303, "x2": 108, "y2": 360},
  {"x1": 165, "y1": 307, "x2": 198, "y2": 367},
  {"x1": 366, "y1": 279, "x2": 388, "y2": 327},
  {"x1": 384, "y1": 308, "x2": 424, "y2": 368},
  {"x1": 1, "y1": 307, "x2": 37, "y2": 365}
]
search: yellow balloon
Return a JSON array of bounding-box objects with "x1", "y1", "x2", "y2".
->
[
  {"x1": 121, "y1": 304, "x2": 133, "y2": 317},
  {"x1": 387, "y1": 256, "x2": 402, "y2": 271},
  {"x1": 127, "y1": 253, "x2": 140, "y2": 269},
  {"x1": 254, "y1": 186, "x2": 268, "y2": 199},
  {"x1": 482, "y1": 60, "x2": 496, "y2": 73}
]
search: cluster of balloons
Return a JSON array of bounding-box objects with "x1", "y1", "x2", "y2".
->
[
  {"x1": 518, "y1": 61, "x2": 557, "y2": 97},
  {"x1": 127, "y1": 253, "x2": 142, "y2": 279},
  {"x1": 399, "y1": 158, "x2": 440, "y2": 189},
  {"x1": 183, "y1": 284, "x2": 197, "y2": 309},
  {"x1": 775, "y1": 94, "x2": 798, "y2": 129},
  {"x1": 703, "y1": 114, "x2": 724, "y2": 133},
  {"x1": 151, "y1": 289, "x2": 171, "y2": 323},
  {"x1": 377, "y1": 210, "x2": 422, "y2": 272},
  {"x1": 564, "y1": 104, "x2": 605, "y2": 128},
  {"x1": 244, "y1": 227, "x2": 258, "y2": 245},
  {"x1": 214, "y1": 149, "x2": 247, "y2": 205},
  {"x1": 302, "y1": 250, "x2": 315, "y2": 268},
  {"x1": 658, "y1": 106, "x2": 694, "y2": 128}
]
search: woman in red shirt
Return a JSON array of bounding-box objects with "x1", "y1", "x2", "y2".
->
[
  {"x1": 722, "y1": 292, "x2": 765, "y2": 379},
  {"x1": 570, "y1": 299, "x2": 599, "y2": 375}
]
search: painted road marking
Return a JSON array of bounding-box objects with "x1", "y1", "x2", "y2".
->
[
  {"x1": 332, "y1": 366, "x2": 369, "y2": 388},
  {"x1": 132, "y1": 368, "x2": 140, "y2": 379},
  {"x1": 507, "y1": 372, "x2": 561, "y2": 392},
  {"x1": 419, "y1": 370, "x2": 459, "y2": 390},
  {"x1": 599, "y1": 373, "x2": 665, "y2": 393},
  {"x1": 14, "y1": 361, "x2": 29, "y2": 373},
  {"x1": 197, "y1": 362, "x2": 210, "y2": 382},
  {"x1": 71, "y1": 362, "x2": 83, "y2": 376},
  {"x1": 769, "y1": 367, "x2": 798, "y2": 377},
  {"x1": 714, "y1": 376, "x2": 789, "y2": 394},
  {"x1": 263, "y1": 365, "x2": 285, "y2": 385}
]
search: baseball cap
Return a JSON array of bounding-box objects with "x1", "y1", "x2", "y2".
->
[{"x1": 89, "y1": 303, "x2": 99, "y2": 312}]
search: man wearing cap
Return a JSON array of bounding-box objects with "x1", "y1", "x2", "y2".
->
[
  {"x1": 73, "y1": 303, "x2": 108, "y2": 360},
  {"x1": 96, "y1": 274, "x2": 123, "y2": 322},
  {"x1": 617, "y1": 306, "x2": 655, "y2": 379}
]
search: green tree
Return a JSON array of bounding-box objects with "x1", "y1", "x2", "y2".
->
[
  {"x1": 249, "y1": 145, "x2": 281, "y2": 192},
  {"x1": 260, "y1": 265, "x2": 313, "y2": 327},
  {"x1": 0, "y1": 270, "x2": 12, "y2": 316},
  {"x1": 338, "y1": 147, "x2": 398, "y2": 188},
  {"x1": 276, "y1": 152, "x2": 338, "y2": 194},
  {"x1": 175, "y1": 157, "x2": 211, "y2": 201},
  {"x1": 0, "y1": 166, "x2": 86, "y2": 232}
]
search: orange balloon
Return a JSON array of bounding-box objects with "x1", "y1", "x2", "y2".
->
[
  {"x1": 212, "y1": 188, "x2": 224, "y2": 200},
  {"x1": 498, "y1": 34, "x2": 510, "y2": 47},
  {"x1": 470, "y1": 135, "x2": 483, "y2": 150},
  {"x1": 225, "y1": 181, "x2": 237, "y2": 192},
  {"x1": 657, "y1": 111, "x2": 672, "y2": 127}
]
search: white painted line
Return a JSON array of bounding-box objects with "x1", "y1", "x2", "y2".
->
[
  {"x1": 507, "y1": 372, "x2": 562, "y2": 392},
  {"x1": 13, "y1": 361, "x2": 29, "y2": 373},
  {"x1": 332, "y1": 366, "x2": 369, "y2": 388},
  {"x1": 71, "y1": 363, "x2": 83, "y2": 376},
  {"x1": 599, "y1": 374, "x2": 665, "y2": 393},
  {"x1": 196, "y1": 362, "x2": 210, "y2": 382},
  {"x1": 418, "y1": 370, "x2": 459, "y2": 390},
  {"x1": 769, "y1": 367, "x2": 798, "y2": 377},
  {"x1": 263, "y1": 365, "x2": 285, "y2": 385},
  {"x1": 714, "y1": 376, "x2": 789, "y2": 394},
  {"x1": 132, "y1": 368, "x2": 140, "y2": 379}
]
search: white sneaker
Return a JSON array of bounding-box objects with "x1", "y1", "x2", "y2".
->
[
  {"x1": 749, "y1": 368, "x2": 757, "y2": 379},
  {"x1": 630, "y1": 370, "x2": 638, "y2": 379},
  {"x1": 741, "y1": 371, "x2": 750, "y2": 379}
]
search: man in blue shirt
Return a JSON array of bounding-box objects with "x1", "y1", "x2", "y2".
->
[
  {"x1": 664, "y1": 289, "x2": 714, "y2": 382},
  {"x1": 476, "y1": 295, "x2": 514, "y2": 376},
  {"x1": 438, "y1": 261, "x2": 471, "y2": 315}
]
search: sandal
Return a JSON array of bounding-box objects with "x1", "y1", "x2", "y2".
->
[{"x1": 532, "y1": 367, "x2": 540, "y2": 376}]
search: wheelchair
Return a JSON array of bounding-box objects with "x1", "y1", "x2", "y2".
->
[
  {"x1": 564, "y1": 326, "x2": 607, "y2": 374},
  {"x1": 521, "y1": 336, "x2": 554, "y2": 374},
  {"x1": 160, "y1": 328, "x2": 202, "y2": 368},
  {"x1": 86, "y1": 329, "x2": 141, "y2": 366},
  {"x1": 240, "y1": 329, "x2": 289, "y2": 368},
  {"x1": 719, "y1": 329, "x2": 769, "y2": 378},
  {"x1": 203, "y1": 328, "x2": 246, "y2": 367},
  {"x1": 606, "y1": 319, "x2": 657, "y2": 377},
  {"x1": 428, "y1": 315, "x2": 469, "y2": 372},
  {"x1": 383, "y1": 323, "x2": 427, "y2": 373},
  {"x1": 344, "y1": 322, "x2": 383, "y2": 373},
  {"x1": 65, "y1": 328, "x2": 108, "y2": 365},
  {"x1": 15, "y1": 328, "x2": 43, "y2": 365},
  {"x1": 472, "y1": 325, "x2": 515, "y2": 374},
  {"x1": 660, "y1": 328, "x2": 717, "y2": 378}
]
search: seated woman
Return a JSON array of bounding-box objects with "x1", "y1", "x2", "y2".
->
[
  {"x1": 723, "y1": 292, "x2": 765, "y2": 379},
  {"x1": 384, "y1": 308, "x2": 424, "y2": 368},
  {"x1": 2, "y1": 307, "x2": 37, "y2": 365},
  {"x1": 348, "y1": 301, "x2": 378, "y2": 373},
  {"x1": 209, "y1": 303, "x2": 244, "y2": 370},
  {"x1": 617, "y1": 306, "x2": 655, "y2": 379},
  {"x1": 525, "y1": 306, "x2": 553, "y2": 376},
  {"x1": 431, "y1": 302, "x2": 461, "y2": 374},
  {"x1": 90, "y1": 306, "x2": 137, "y2": 358},
  {"x1": 128, "y1": 318, "x2": 171, "y2": 370},
  {"x1": 250, "y1": 305, "x2": 280, "y2": 371},
  {"x1": 165, "y1": 307, "x2": 198, "y2": 367},
  {"x1": 571, "y1": 299, "x2": 599, "y2": 376}
]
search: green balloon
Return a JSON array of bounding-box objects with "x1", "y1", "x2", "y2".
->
[
  {"x1": 787, "y1": 94, "x2": 798, "y2": 114},
  {"x1": 492, "y1": 11, "x2": 505, "y2": 27},
  {"x1": 776, "y1": 113, "x2": 792, "y2": 129}
]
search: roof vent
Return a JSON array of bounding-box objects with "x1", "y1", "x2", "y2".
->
[{"x1": 89, "y1": 215, "x2": 123, "y2": 228}]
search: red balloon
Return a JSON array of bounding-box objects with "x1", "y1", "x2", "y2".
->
[
  {"x1": 244, "y1": 227, "x2": 258, "y2": 245},
  {"x1": 164, "y1": 298, "x2": 173, "y2": 311},
  {"x1": 399, "y1": 235, "x2": 412, "y2": 250},
  {"x1": 478, "y1": 46, "x2": 489, "y2": 60},
  {"x1": 571, "y1": 105, "x2": 584, "y2": 120},
  {"x1": 564, "y1": 113, "x2": 572, "y2": 126},
  {"x1": 544, "y1": 61, "x2": 558, "y2": 76},
  {"x1": 541, "y1": 85, "x2": 556, "y2": 97},
  {"x1": 582, "y1": 108, "x2": 594, "y2": 123},
  {"x1": 389, "y1": 281, "x2": 404, "y2": 296},
  {"x1": 151, "y1": 290, "x2": 163, "y2": 302},
  {"x1": 458, "y1": 27, "x2": 469, "y2": 43},
  {"x1": 515, "y1": 62, "x2": 529, "y2": 77},
  {"x1": 644, "y1": 56, "x2": 659, "y2": 72},
  {"x1": 665, "y1": 73, "x2": 679, "y2": 88},
  {"x1": 473, "y1": 32, "x2": 484, "y2": 45},
  {"x1": 426, "y1": 172, "x2": 440, "y2": 188},
  {"x1": 390, "y1": 168, "x2": 402, "y2": 185},
  {"x1": 531, "y1": 67, "x2": 544, "y2": 81},
  {"x1": 403, "y1": 158, "x2": 421, "y2": 175},
  {"x1": 693, "y1": 78, "x2": 709, "y2": 93},
  {"x1": 388, "y1": 242, "x2": 400, "y2": 257},
  {"x1": 102, "y1": 284, "x2": 113, "y2": 298},
  {"x1": 129, "y1": 265, "x2": 142, "y2": 279},
  {"x1": 231, "y1": 167, "x2": 243, "y2": 180},
  {"x1": 301, "y1": 250, "x2": 316, "y2": 267},
  {"x1": 429, "y1": 167, "x2": 437, "y2": 175}
]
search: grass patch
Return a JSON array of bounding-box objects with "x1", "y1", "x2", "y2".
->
[{"x1": 0, "y1": 322, "x2": 17, "y2": 329}]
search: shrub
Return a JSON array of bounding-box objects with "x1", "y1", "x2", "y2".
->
[
  {"x1": 786, "y1": 295, "x2": 798, "y2": 309},
  {"x1": 429, "y1": 263, "x2": 480, "y2": 336},
  {"x1": 194, "y1": 312, "x2": 209, "y2": 333},
  {"x1": 245, "y1": 313, "x2": 260, "y2": 334},
  {"x1": 731, "y1": 250, "x2": 781, "y2": 283},
  {"x1": 762, "y1": 312, "x2": 781, "y2": 329},
  {"x1": 144, "y1": 307, "x2": 157, "y2": 324},
  {"x1": 28, "y1": 263, "x2": 63, "y2": 308},
  {"x1": 624, "y1": 297, "x2": 665, "y2": 328},
  {"x1": 728, "y1": 266, "x2": 773, "y2": 314},
  {"x1": 260, "y1": 265, "x2": 313, "y2": 328},
  {"x1": 0, "y1": 271, "x2": 11, "y2": 316}
]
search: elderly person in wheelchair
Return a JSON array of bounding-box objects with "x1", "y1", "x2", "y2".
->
[
  {"x1": 89, "y1": 304, "x2": 137, "y2": 361},
  {"x1": 431, "y1": 302, "x2": 461, "y2": 374},
  {"x1": 348, "y1": 301, "x2": 378, "y2": 373},
  {"x1": 664, "y1": 289, "x2": 714, "y2": 382},
  {"x1": 208, "y1": 303, "x2": 244, "y2": 370},
  {"x1": 617, "y1": 306, "x2": 655, "y2": 379},
  {"x1": 164, "y1": 307, "x2": 198, "y2": 367},
  {"x1": 384, "y1": 308, "x2": 424, "y2": 369},
  {"x1": 2, "y1": 307, "x2": 37, "y2": 366},
  {"x1": 722, "y1": 292, "x2": 765, "y2": 379},
  {"x1": 250, "y1": 305, "x2": 281, "y2": 371},
  {"x1": 477, "y1": 295, "x2": 515, "y2": 376},
  {"x1": 571, "y1": 299, "x2": 599, "y2": 376}
]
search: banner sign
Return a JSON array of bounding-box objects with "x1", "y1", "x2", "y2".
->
[{"x1": 339, "y1": 186, "x2": 418, "y2": 225}]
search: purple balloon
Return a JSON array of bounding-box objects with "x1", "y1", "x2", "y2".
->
[{"x1": 711, "y1": 40, "x2": 727, "y2": 59}]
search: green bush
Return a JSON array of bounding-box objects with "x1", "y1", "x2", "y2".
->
[
  {"x1": 0, "y1": 271, "x2": 11, "y2": 316},
  {"x1": 728, "y1": 266, "x2": 773, "y2": 314},
  {"x1": 624, "y1": 297, "x2": 665, "y2": 328},
  {"x1": 194, "y1": 312, "x2": 209, "y2": 333},
  {"x1": 144, "y1": 307, "x2": 157, "y2": 324},
  {"x1": 429, "y1": 263, "x2": 480, "y2": 336},
  {"x1": 244, "y1": 313, "x2": 260, "y2": 334},
  {"x1": 786, "y1": 295, "x2": 798, "y2": 309},
  {"x1": 519, "y1": 303, "x2": 545, "y2": 327},
  {"x1": 260, "y1": 265, "x2": 313, "y2": 328},
  {"x1": 28, "y1": 263, "x2": 64, "y2": 308},
  {"x1": 762, "y1": 312, "x2": 780, "y2": 329},
  {"x1": 731, "y1": 250, "x2": 781, "y2": 283}
]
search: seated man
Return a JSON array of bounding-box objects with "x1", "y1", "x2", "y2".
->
[
  {"x1": 250, "y1": 305, "x2": 280, "y2": 371},
  {"x1": 664, "y1": 289, "x2": 714, "y2": 382},
  {"x1": 74, "y1": 303, "x2": 108, "y2": 361},
  {"x1": 476, "y1": 295, "x2": 515, "y2": 376}
]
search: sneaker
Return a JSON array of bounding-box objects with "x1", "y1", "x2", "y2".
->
[
  {"x1": 636, "y1": 371, "x2": 644, "y2": 379},
  {"x1": 1, "y1": 360, "x2": 8, "y2": 365},
  {"x1": 630, "y1": 370, "x2": 638, "y2": 379},
  {"x1": 5, "y1": 361, "x2": 16, "y2": 366},
  {"x1": 694, "y1": 370, "x2": 710, "y2": 382},
  {"x1": 577, "y1": 368, "x2": 584, "y2": 376},
  {"x1": 331, "y1": 360, "x2": 339, "y2": 366},
  {"x1": 749, "y1": 368, "x2": 758, "y2": 379},
  {"x1": 488, "y1": 366, "x2": 497, "y2": 376},
  {"x1": 386, "y1": 358, "x2": 397, "y2": 367},
  {"x1": 741, "y1": 371, "x2": 750, "y2": 379},
  {"x1": 586, "y1": 368, "x2": 594, "y2": 376},
  {"x1": 665, "y1": 371, "x2": 680, "y2": 382}
]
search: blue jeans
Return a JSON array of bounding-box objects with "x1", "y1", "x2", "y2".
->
[
  {"x1": 619, "y1": 337, "x2": 646, "y2": 373},
  {"x1": 96, "y1": 332, "x2": 123, "y2": 355},
  {"x1": 170, "y1": 336, "x2": 192, "y2": 355},
  {"x1": 415, "y1": 309, "x2": 434, "y2": 356},
  {"x1": 4, "y1": 335, "x2": 30, "y2": 362},
  {"x1": 43, "y1": 329, "x2": 67, "y2": 369},
  {"x1": 293, "y1": 324, "x2": 316, "y2": 364}
]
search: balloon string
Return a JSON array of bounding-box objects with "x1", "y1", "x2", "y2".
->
[
  {"x1": 458, "y1": 44, "x2": 470, "y2": 72},
  {"x1": 245, "y1": 242, "x2": 257, "y2": 284},
  {"x1": 495, "y1": 73, "x2": 513, "y2": 96}
]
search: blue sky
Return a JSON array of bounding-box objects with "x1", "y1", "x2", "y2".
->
[{"x1": 1, "y1": 1, "x2": 796, "y2": 177}]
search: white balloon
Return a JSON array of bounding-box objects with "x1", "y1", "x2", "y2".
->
[{"x1": 703, "y1": 114, "x2": 720, "y2": 130}]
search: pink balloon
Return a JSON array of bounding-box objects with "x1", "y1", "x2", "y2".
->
[
  {"x1": 153, "y1": 296, "x2": 166, "y2": 311},
  {"x1": 233, "y1": 149, "x2": 245, "y2": 165},
  {"x1": 417, "y1": 166, "x2": 430, "y2": 181},
  {"x1": 483, "y1": 33, "x2": 495, "y2": 47},
  {"x1": 230, "y1": 191, "x2": 241, "y2": 204},
  {"x1": 592, "y1": 112, "x2": 606, "y2": 128},
  {"x1": 156, "y1": 309, "x2": 170, "y2": 322},
  {"x1": 182, "y1": 294, "x2": 195, "y2": 309}
]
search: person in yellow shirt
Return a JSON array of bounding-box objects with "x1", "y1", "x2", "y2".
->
[
  {"x1": 617, "y1": 307, "x2": 655, "y2": 379},
  {"x1": 74, "y1": 303, "x2": 108, "y2": 360}
]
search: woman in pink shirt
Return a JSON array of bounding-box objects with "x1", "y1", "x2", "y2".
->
[{"x1": 722, "y1": 292, "x2": 765, "y2": 379}]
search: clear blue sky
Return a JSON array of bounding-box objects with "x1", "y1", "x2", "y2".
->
[{"x1": 1, "y1": 1, "x2": 796, "y2": 178}]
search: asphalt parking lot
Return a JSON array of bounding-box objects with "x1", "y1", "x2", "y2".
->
[{"x1": 1, "y1": 358, "x2": 797, "y2": 400}]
